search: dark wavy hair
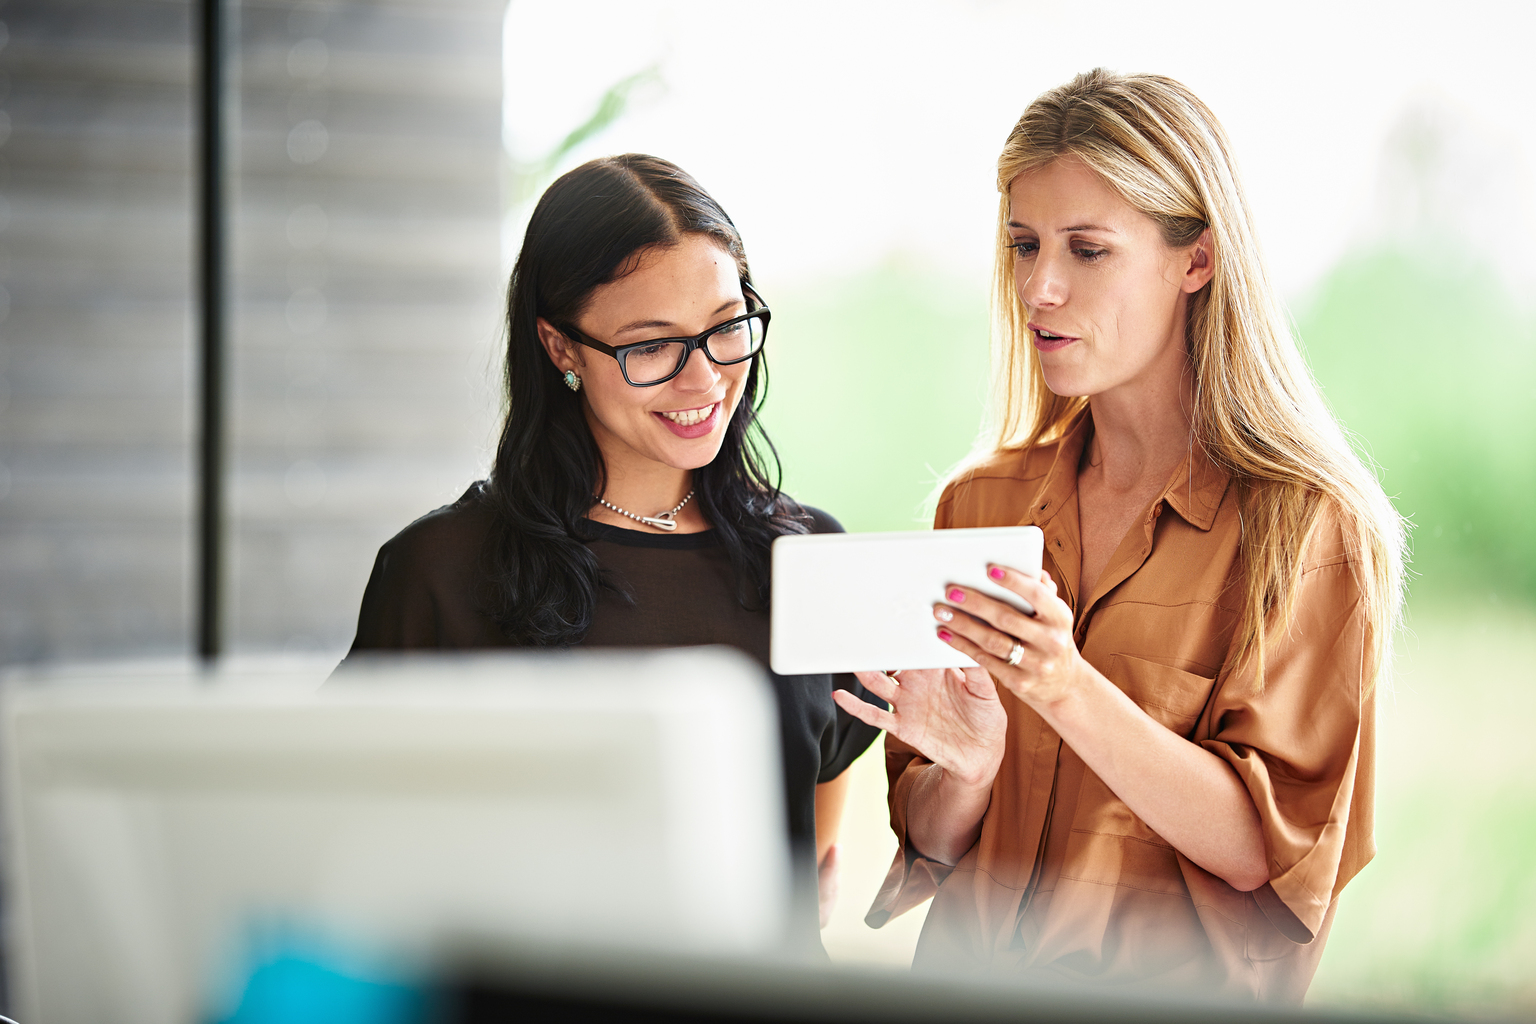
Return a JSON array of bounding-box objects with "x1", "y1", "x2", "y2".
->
[{"x1": 481, "y1": 154, "x2": 807, "y2": 645}]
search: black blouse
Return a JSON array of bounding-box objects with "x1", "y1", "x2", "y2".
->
[{"x1": 344, "y1": 485, "x2": 883, "y2": 888}]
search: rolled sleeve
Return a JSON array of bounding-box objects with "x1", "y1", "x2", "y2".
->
[
  {"x1": 1199, "y1": 536, "x2": 1377, "y2": 942},
  {"x1": 865, "y1": 734, "x2": 956, "y2": 927}
]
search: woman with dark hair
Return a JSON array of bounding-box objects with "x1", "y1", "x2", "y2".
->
[{"x1": 344, "y1": 154, "x2": 881, "y2": 947}]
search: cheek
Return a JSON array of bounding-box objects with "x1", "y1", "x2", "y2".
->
[
  {"x1": 583, "y1": 365, "x2": 647, "y2": 418},
  {"x1": 722, "y1": 361, "x2": 752, "y2": 401}
]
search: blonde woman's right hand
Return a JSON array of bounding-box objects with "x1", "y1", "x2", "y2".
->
[{"x1": 834, "y1": 667, "x2": 1007, "y2": 789}]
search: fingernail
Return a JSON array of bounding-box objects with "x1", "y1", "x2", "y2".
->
[
  {"x1": 988, "y1": 566, "x2": 1005, "y2": 581},
  {"x1": 937, "y1": 628, "x2": 953, "y2": 642},
  {"x1": 947, "y1": 588, "x2": 965, "y2": 603},
  {"x1": 934, "y1": 606, "x2": 953, "y2": 622}
]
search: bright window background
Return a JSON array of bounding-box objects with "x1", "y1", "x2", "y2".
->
[{"x1": 502, "y1": 1, "x2": 1536, "y2": 1013}]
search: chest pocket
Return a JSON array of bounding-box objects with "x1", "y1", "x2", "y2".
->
[{"x1": 1105, "y1": 653, "x2": 1215, "y2": 739}]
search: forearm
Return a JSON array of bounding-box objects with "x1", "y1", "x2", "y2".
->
[
  {"x1": 1032, "y1": 667, "x2": 1268, "y2": 890},
  {"x1": 903, "y1": 761, "x2": 995, "y2": 866},
  {"x1": 814, "y1": 771, "x2": 852, "y2": 865}
]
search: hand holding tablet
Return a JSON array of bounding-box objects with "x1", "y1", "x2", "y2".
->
[{"x1": 769, "y1": 526, "x2": 1045, "y2": 675}]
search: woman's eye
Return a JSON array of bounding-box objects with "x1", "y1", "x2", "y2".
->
[
  {"x1": 637, "y1": 343, "x2": 668, "y2": 356},
  {"x1": 1073, "y1": 247, "x2": 1108, "y2": 262},
  {"x1": 715, "y1": 322, "x2": 744, "y2": 337},
  {"x1": 1009, "y1": 241, "x2": 1038, "y2": 259}
]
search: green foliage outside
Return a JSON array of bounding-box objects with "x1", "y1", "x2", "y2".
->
[
  {"x1": 1296, "y1": 248, "x2": 1536, "y2": 604},
  {"x1": 757, "y1": 262, "x2": 992, "y2": 532}
]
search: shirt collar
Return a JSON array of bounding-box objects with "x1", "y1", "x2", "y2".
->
[
  {"x1": 1026, "y1": 408, "x2": 1230, "y2": 533},
  {"x1": 1162, "y1": 435, "x2": 1230, "y2": 532}
]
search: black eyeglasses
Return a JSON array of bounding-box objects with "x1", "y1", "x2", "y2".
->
[{"x1": 558, "y1": 287, "x2": 771, "y2": 387}]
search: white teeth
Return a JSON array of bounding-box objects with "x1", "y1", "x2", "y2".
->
[{"x1": 661, "y1": 404, "x2": 715, "y2": 427}]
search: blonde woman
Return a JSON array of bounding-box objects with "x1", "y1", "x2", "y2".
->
[{"x1": 835, "y1": 70, "x2": 1405, "y2": 1000}]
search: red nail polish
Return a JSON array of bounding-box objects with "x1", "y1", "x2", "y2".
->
[
  {"x1": 988, "y1": 566, "x2": 1005, "y2": 581},
  {"x1": 937, "y1": 628, "x2": 953, "y2": 642},
  {"x1": 947, "y1": 588, "x2": 965, "y2": 603}
]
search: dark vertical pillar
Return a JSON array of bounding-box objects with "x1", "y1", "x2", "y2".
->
[{"x1": 197, "y1": 0, "x2": 227, "y2": 662}]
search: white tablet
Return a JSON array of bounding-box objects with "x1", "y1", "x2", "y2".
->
[{"x1": 770, "y1": 526, "x2": 1045, "y2": 675}]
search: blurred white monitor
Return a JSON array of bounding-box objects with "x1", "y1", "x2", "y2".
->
[{"x1": 1, "y1": 648, "x2": 789, "y2": 1024}]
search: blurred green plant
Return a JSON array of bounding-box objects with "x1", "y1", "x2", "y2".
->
[
  {"x1": 1296, "y1": 249, "x2": 1536, "y2": 602},
  {"x1": 505, "y1": 66, "x2": 663, "y2": 209},
  {"x1": 756, "y1": 262, "x2": 991, "y2": 531}
]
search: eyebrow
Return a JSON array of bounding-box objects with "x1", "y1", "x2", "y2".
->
[
  {"x1": 613, "y1": 298, "x2": 742, "y2": 336},
  {"x1": 1007, "y1": 220, "x2": 1120, "y2": 234}
]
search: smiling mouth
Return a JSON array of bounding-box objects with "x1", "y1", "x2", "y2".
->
[{"x1": 658, "y1": 403, "x2": 716, "y2": 427}]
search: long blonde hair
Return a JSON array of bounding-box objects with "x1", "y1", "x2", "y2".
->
[{"x1": 989, "y1": 69, "x2": 1405, "y2": 687}]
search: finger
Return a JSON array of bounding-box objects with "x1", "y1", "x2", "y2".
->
[
  {"x1": 853, "y1": 669, "x2": 900, "y2": 703},
  {"x1": 953, "y1": 665, "x2": 999, "y2": 701},
  {"x1": 1014, "y1": 574, "x2": 1067, "y2": 620},
  {"x1": 938, "y1": 608, "x2": 1022, "y2": 666},
  {"x1": 980, "y1": 572, "x2": 1069, "y2": 629},
  {"x1": 936, "y1": 601, "x2": 1054, "y2": 656},
  {"x1": 832, "y1": 687, "x2": 897, "y2": 732},
  {"x1": 940, "y1": 585, "x2": 1038, "y2": 643},
  {"x1": 937, "y1": 625, "x2": 1013, "y2": 677},
  {"x1": 982, "y1": 563, "x2": 1041, "y2": 609},
  {"x1": 984, "y1": 564, "x2": 1041, "y2": 615}
]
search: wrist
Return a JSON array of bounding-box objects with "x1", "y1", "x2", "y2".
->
[
  {"x1": 941, "y1": 752, "x2": 1001, "y2": 793},
  {"x1": 1016, "y1": 656, "x2": 1089, "y2": 712}
]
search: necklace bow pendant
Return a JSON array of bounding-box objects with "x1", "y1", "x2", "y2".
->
[
  {"x1": 639, "y1": 512, "x2": 680, "y2": 531},
  {"x1": 595, "y1": 489, "x2": 693, "y2": 532}
]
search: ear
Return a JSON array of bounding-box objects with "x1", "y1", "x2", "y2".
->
[
  {"x1": 535, "y1": 317, "x2": 583, "y2": 373},
  {"x1": 1180, "y1": 228, "x2": 1215, "y2": 294}
]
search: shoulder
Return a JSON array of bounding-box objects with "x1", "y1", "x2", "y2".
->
[
  {"x1": 935, "y1": 444, "x2": 1055, "y2": 529},
  {"x1": 1297, "y1": 497, "x2": 1366, "y2": 584},
  {"x1": 376, "y1": 482, "x2": 497, "y2": 580},
  {"x1": 791, "y1": 503, "x2": 846, "y2": 536},
  {"x1": 350, "y1": 482, "x2": 500, "y2": 652}
]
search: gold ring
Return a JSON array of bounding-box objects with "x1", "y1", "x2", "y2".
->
[{"x1": 1006, "y1": 641, "x2": 1025, "y2": 666}]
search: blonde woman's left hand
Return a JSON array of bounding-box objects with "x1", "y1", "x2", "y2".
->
[{"x1": 933, "y1": 566, "x2": 1085, "y2": 708}]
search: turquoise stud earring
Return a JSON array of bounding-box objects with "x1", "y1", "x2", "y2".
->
[{"x1": 563, "y1": 370, "x2": 581, "y2": 392}]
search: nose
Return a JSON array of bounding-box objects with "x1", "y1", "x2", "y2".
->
[
  {"x1": 1018, "y1": 249, "x2": 1066, "y2": 311},
  {"x1": 672, "y1": 343, "x2": 720, "y2": 392}
]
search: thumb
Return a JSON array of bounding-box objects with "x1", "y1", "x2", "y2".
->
[{"x1": 958, "y1": 666, "x2": 998, "y2": 699}]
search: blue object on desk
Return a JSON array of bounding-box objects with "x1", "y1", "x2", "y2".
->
[{"x1": 221, "y1": 956, "x2": 425, "y2": 1024}]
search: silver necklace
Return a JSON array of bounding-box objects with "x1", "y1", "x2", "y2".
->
[{"x1": 594, "y1": 489, "x2": 694, "y2": 532}]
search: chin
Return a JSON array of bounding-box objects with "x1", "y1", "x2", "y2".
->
[
  {"x1": 658, "y1": 444, "x2": 726, "y2": 474},
  {"x1": 1040, "y1": 368, "x2": 1094, "y2": 399}
]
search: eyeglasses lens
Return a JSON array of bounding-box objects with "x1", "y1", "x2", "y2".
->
[
  {"x1": 704, "y1": 315, "x2": 765, "y2": 363},
  {"x1": 622, "y1": 342, "x2": 689, "y2": 384},
  {"x1": 621, "y1": 315, "x2": 766, "y2": 384}
]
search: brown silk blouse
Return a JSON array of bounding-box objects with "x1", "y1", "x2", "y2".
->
[{"x1": 867, "y1": 412, "x2": 1376, "y2": 1002}]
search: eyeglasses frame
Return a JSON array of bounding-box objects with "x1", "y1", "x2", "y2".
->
[{"x1": 556, "y1": 284, "x2": 771, "y2": 388}]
